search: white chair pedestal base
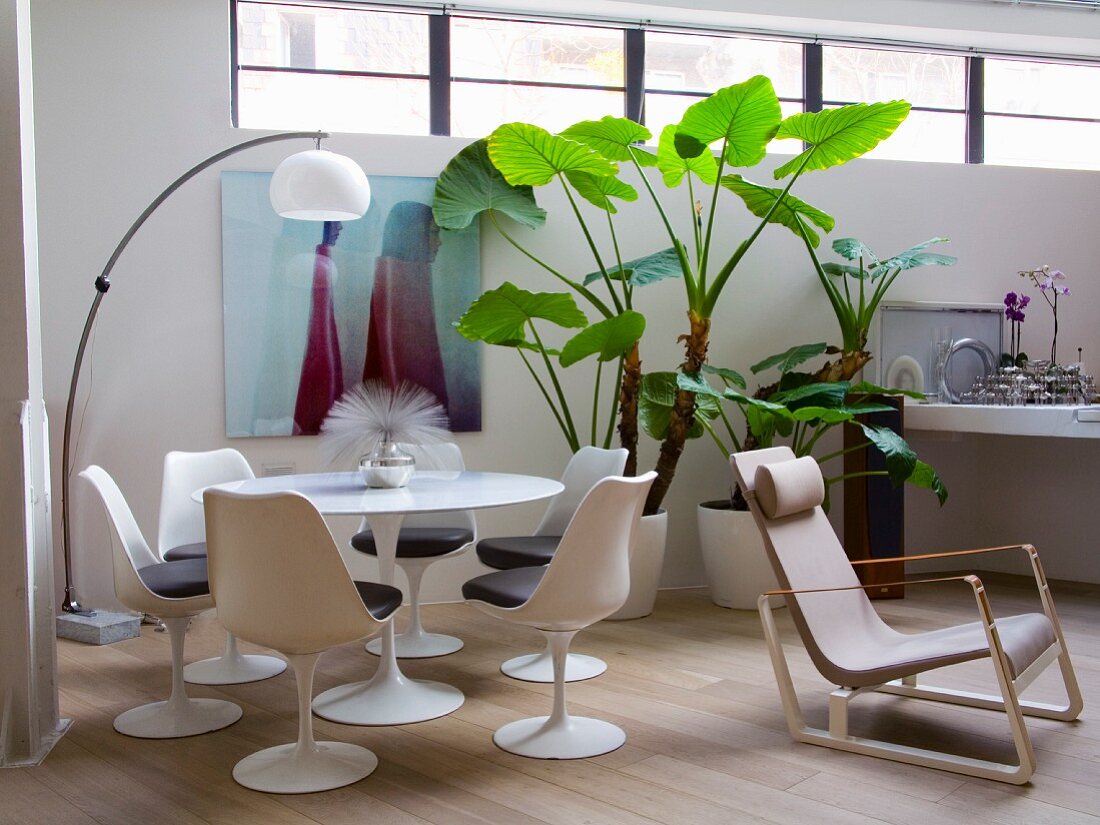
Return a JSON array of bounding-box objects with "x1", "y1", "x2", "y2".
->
[
  {"x1": 366, "y1": 628, "x2": 463, "y2": 659},
  {"x1": 184, "y1": 632, "x2": 287, "y2": 685},
  {"x1": 314, "y1": 623, "x2": 464, "y2": 725},
  {"x1": 114, "y1": 617, "x2": 242, "y2": 739},
  {"x1": 494, "y1": 715, "x2": 625, "y2": 759},
  {"x1": 364, "y1": 557, "x2": 464, "y2": 659},
  {"x1": 114, "y1": 696, "x2": 242, "y2": 739},
  {"x1": 501, "y1": 648, "x2": 606, "y2": 683},
  {"x1": 492, "y1": 629, "x2": 624, "y2": 759},
  {"x1": 233, "y1": 651, "x2": 380, "y2": 793},
  {"x1": 233, "y1": 741, "x2": 378, "y2": 794}
]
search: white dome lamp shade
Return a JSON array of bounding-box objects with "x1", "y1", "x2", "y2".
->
[{"x1": 270, "y1": 148, "x2": 371, "y2": 221}]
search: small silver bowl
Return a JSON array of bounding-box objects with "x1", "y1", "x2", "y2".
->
[{"x1": 359, "y1": 442, "x2": 415, "y2": 488}]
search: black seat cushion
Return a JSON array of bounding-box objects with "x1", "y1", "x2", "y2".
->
[
  {"x1": 351, "y1": 527, "x2": 474, "y2": 559},
  {"x1": 162, "y1": 541, "x2": 207, "y2": 562},
  {"x1": 137, "y1": 558, "x2": 210, "y2": 599},
  {"x1": 462, "y1": 566, "x2": 546, "y2": 609},
  {"x1": 354, "y1": 581, "x2": 403, "y2": 621},
  {"x1": 475, "y1": 535, "x2": 561, "y2": 570}
]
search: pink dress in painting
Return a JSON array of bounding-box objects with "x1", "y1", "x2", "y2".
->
[
  {"x1": 363, "y1": 201, "x2": 450, "y2": 415},
  {"x1": 293, "y1": 222, "x2": 344, "y2": 435}
]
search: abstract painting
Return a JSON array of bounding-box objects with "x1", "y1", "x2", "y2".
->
[{"x1": 221, "y1": 172, "x2": 481, "y2": 437}]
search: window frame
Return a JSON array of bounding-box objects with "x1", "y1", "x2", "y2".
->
[{"x1": 230, "y1": 0, "x2": 1100, "y2": 170}]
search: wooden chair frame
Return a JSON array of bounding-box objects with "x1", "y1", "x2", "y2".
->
[{"x1": 758, "y1": 542, "x2": 1083, "y2": 784}]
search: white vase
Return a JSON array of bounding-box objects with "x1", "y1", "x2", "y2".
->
[
  {"x1": 697, "y1": 501, "x2": 782, "y2": 610},
  {"x1": 606, "y1": 509, "x2": 667, "y2": 621}
]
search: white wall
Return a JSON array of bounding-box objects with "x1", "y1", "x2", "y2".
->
[{"x1": 30, "y1": 0, "x2": 1100, "y2": 610}]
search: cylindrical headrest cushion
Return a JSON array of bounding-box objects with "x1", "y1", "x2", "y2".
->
[{"x1": 754, "y1": 456, "x2": 825, "y2": 519}]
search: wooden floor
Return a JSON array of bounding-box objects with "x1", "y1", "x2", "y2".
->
[{"x1": 5, "y1": 574, "x2": 1098, "y2": 825}]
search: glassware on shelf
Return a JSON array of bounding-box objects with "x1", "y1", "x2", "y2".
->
[
  {"x1": 928, "y1": 326, "x2": 952, "y2": 402},
  {"x1": 955, "y1": 360, "x2": 1094, "y2": 406}
]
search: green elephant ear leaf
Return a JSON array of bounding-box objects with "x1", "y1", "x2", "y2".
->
[
  {"x1": 701, "y1": 363, "x2": 746, "y2": 389},
  {"x1": 773, "y1": 101, "x2": 911, "y2": 179},
  {"x1": 564, "y1": 170, "x2": 638, "y2": 214},
  {"x1": 559, "y1": 311, "x2": 646, "y2": 367},
  {"x1": 640, "y1": 372, "x2": 718, "y2": 441},
  {"x1": 849, "y1": 380, "x2": 927, "y2": 400},
  {"x1": 791, "y1": 402, "x2": 895, "y2": 424},
  {"x1": 908, "y1": 459, "x2": 949, "y2": 505},
  {"x1": 675, "y1": 75, "x2": 782, "y2": 167},
  {"x1": 854, "y1": 422, "x2": 917, "y2": 487},
  {"x1": 456, "y1": 282, "x2": 587, "y2": 344},
  {"x1": 583, "y1": 247, "x2": 684, "y2": 287},
  {"x1": 832, "y1": 237, "x2": 879, "y2": 263},
  {"x1": 822, "y1": 262, "x2": 868, "y2": 279},
  {"x1": 559, "y1": 116, "x2": 653, "y2": 162},
  {"x1": 750, "y1": 342, "x2": 829, "y2": 375},
  {"x1": 488, "y1": 123, "x2": 617, "y2": 187},
  {"x1": 432, "y1": 139, "x2": 547, "y2": 231},
  {"x1": 770, "y1": 381, "x2": 850, "y2": 411},
  {"x1": 721, "y1": 175, "x2": 835, "y2": 248},
  {"x1": 657, "y1": 125, "x2": 717, "y2": 187},
  {"x1": 878, "y1": 237, "x2": 956, "y2": 270}
]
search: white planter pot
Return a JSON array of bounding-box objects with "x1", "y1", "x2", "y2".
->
[
  {"x1": 606, "y1": 509, "x2": 667, "y2": 621},
  {"x1": 697, "y1": 501, "x2": 782, "y2": 610}
]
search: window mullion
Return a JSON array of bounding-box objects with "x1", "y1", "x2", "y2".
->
[
  {"x1": 804, "y1": 43, "x2": 823, "y2": 113},
  {"x1": 966, "y1": 56, "x2": 984, "y2": 164},
  {"x1": 625, "y1": 28, "x2": 645, "y2": 123},
  {"x1": 429, "y1": 13, "x2": 450, "y2": 136}
]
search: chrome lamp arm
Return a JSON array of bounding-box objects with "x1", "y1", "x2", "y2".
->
[{"x1": 60, "y1": 130, "x2": 328, "y2": 614}]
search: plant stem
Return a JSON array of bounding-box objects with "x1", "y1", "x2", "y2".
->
[
  {"x1": 619, "y1": 341, "x2": 642, "y2": 475},
  {"x1": 703, "y1": 153, "x2": 812, "y2": 316},
  {"x1": 516, "y1": 349, "x2": 577, "y2": 451},
  {"x1": 490, "y1": 212, "x2": 614, "y2": 318},
  {"x1": 698, "y1": 137, "x2": 728, "y2": 285},
  {"x1": 816, "y1": 440, "x2": 872, "y2": 465},
  {"x1": 528, "y1": 321, "x2": 579, "y2": 448},
  {"x1": 700, "y1": 417, "x2": 730, "y2": 456},
  {"x1": 604, "y1": 356, "x2": 624, "y2": 449},
  {"x1": 687, "y1": 175, "x2": 702, "y2": 268},
  {"x1": 801, "y1": 422, "x2": 830, "y2": 456},
  {"x1": 591, "y1": 358, "x2": 602, "y2": 446},
  {"x1": 716, "y1": 403, "x2": 741, "y2": 452},
  {"x1": 606, "y1": 210, "x2": 628, "y2": 308},
  {"x1": 1052, "y1": 292, "x2": 1058, "y2": 364},
  {"x1": 559, "y1": 173, "x2": 623, "y2": 314},
  {"x1": 825, "y1": 470, "x2": 884, "y2": 487}
]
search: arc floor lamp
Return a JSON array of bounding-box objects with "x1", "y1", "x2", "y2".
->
[{"x1": 61, "y1": 131, "x2": 372, "y2": 615}]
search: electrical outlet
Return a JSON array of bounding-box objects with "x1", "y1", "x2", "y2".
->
[{"x1": 261, "y1": 462, "x2": 296, "y2": 477}]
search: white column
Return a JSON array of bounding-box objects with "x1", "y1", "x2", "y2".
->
[{"x1": 0, "y1": 0, "x2": 66, "y2": 766}]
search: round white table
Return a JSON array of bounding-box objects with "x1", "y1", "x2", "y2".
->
[{"x1": 198, "y1": 469, "x2": 563, "y2": 726}]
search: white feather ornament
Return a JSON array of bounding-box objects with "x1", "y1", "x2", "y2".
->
[{"x1": 320, "y1": 380, "x2": 450, "y2": 468}]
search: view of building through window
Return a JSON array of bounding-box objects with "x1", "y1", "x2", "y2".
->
[
  {"x1": 233, "y1": 1, "x2": 1100, "y2": 171},
  {"x1": 985, "y1": 58, "x2": 1100, "y2": 169},
  {"x1": 450, "y1": 17, "x2": 625, "y2": 136}
]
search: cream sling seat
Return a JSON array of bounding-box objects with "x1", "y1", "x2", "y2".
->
[{"x1": 730, "y1": 447, "x2": 1083, "y2": 785}]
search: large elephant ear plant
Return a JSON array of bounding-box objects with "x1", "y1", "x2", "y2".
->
[{"x1": 433, "y1": 75, "x2": 911, "y2": 515}]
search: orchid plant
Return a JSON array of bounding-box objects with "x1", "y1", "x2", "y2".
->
[{"x1": 1020, "y1": 265, "x2": 1070, "y2": 364}]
